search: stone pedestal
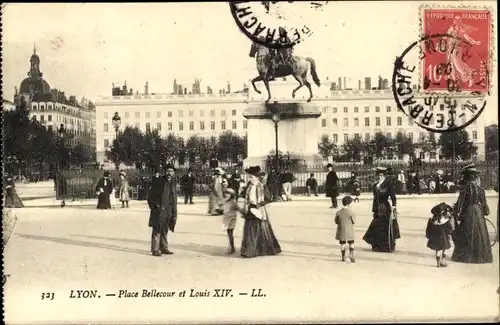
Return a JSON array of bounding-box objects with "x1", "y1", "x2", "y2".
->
[{"x1": 243, "y1": 80, "x2": 327, "y2": 168}]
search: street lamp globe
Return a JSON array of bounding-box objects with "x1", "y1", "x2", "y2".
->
[
  {"x1": 58, "y1": 124, "x2": 65, "y2": 136},
  {"x1": 271, "y1": 113, "x2": 280, "y2": 123},
  {"x1": 112, "y1": 112, "x2": 121, "y2": 131}
]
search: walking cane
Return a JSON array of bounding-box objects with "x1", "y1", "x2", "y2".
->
[{"x1": 388, "y1": 208, "x2": 398, "y2": 252}]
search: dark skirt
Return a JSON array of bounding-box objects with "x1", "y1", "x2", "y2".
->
[
  {"x1": 427, "y1": 224, "x2": 452, "y2": 251},
  {"x1": 451, "y1": 204, "x2": 493, "y2": 264},
  {"x1": 4, "y1": 190, "x2": 24, "y2": 208},
  {"x1": 363, "y1": 214, "x2": 401, "y2": 252},
  {"x1": 96, "y1": 192, "x2": 111, "y2": 209},
  {"x1": 241, "y1": 217, "x2": 282, "y2": 258}
]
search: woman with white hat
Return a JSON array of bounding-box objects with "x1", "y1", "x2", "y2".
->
[
  {"x1": 451, "y1": 164, "x2": 492, "y2": 264},
  {"x1": 240, "y1": 166, "x2": 281, "y2": 258},
  {"x1": 119, "y1": 171, "x2": 130, "y2": 208}
]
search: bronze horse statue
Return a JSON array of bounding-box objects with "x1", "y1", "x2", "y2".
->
[{"x1": 249, "y1": 42, "x2": 321, "y2": 103}]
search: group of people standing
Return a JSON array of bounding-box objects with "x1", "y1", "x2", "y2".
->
[
  {"x1": 147, "y1": 164, "x2": 281, "y2": 258},
  {"x1": 330, "y1": 163, "x2": 494, "y2": 268},
  {"x1": 95, "y1": 171, "x2": 130, "y2": 209}
]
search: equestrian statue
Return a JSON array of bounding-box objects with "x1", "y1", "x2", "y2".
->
[{"x1": 249, "y1": 28, "x2": 321, "y2": 103}]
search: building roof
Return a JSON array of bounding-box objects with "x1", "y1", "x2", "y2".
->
[{"x1": 20, "y1": 77, "x2": 51, "y2": 96}]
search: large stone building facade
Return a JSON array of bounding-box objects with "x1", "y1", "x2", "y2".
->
[
  {"x1": 95, "y1": 80, "x2": 487, "y2": 167},
  {"x1": 12, "y1": 47, "x2": 96, "y2": 156}
]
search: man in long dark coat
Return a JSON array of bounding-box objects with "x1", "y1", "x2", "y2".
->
[
  {"x1": 95, "y1": 171, "x2": 113, "y2": 209},
  {"x1": 180, "y1": 168, "x2": 196, "y2": 204},
  {"x1": 148, "y1": 164, "x2": 177, "y2": 256},
  {"x1": 325, "y1": 163, "x2": 339, "y2": 208}
]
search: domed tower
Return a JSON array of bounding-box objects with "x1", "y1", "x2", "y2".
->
[{"x1": 19, "y1": 44, "x2": 51, "y2": 100}]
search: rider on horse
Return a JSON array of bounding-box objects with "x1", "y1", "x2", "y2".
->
[{"x1": 269, "y1": 27, "x2": 294, "y2": 80}]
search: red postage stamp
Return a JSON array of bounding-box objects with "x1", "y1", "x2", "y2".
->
[{"x1": 421, "y1": 7, "x2": 492, "y2": 93}]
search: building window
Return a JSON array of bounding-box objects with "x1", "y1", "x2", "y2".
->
[
  {"x1": 365, "y1": 133, "x2": 370, "y2": 141},
  {"x1": 344, "y1": 133, "x2": 349, "y2": 142},
  {"x1": 200, "y1": 122, "x2": 205, "y2": 130},
  {"x1": 104, "y1": 139, "x2": 109, "y2": 148},
  {"x1": 332, "y1": 134, "x2": 338, "y2": 143},
  {"x1": 397, "y1": 117, "x2": 402, "y2": 126},
  {"x1": 232, "y1": 109, "x2": 237, "y2": 116},
  {"x1": 168, "y1": 111, "x2": 172, "y2": 117},
  {"x1": 210, "y1": 109, "x2": 215, "y2": 117},
  {"x1": 419, "y1": 132, "x2": 425, "y2": 141},
  {"x1": 354, "y1": 106, "x2": 359, "y2": 113},
  {"x1": 243, "y1": 120, "x2": 247, "y2": 129},
  {"x1": 146, "y1": 123, "x2": 151, "y2": 133},
  {"x1": 343, "y1": 107, "x2": 348, "y2": 113},
  {"x1": 104, "y1": 123, "x2": 108, "y2": 132},
  {"x1": 48, "y1": 115, "x2": 52, "y2": 122},
  {"x1": 125, "y1": 112, "x2": 129, "y2": 118},
  {"x1": 333, "y1": 107, "x2": 337, "y2": 113},
  {"x1": 200, "y1": 110, "x2": 204, "y2": 117},
  {"x1": 221, "y1": 110, "x2": 226, "y2": 116},
  {"x1": 386, "y1": 132, "x2": 392, "y2": 139},
  {"x1": 375, "y1": 106, "x2": 380, "y2": 112},
  {"x1": 168, "y1": 122, "x2": 172, "y2": 130},
  {"x1": 232, "y1": 121, "x2": 237, "y2": 129},
  {"x1": 408, "y1": 117, "x2": 414, "y2": 126},
  {"x1": 386, "y1": 117, "x2": 391, "y2": 126},
  {"x1": 409, "y1": 132, "x2": 413, "y2": 140},
  {"x1": 179, "y1": 122, "x2": 184, "y2": 131},
  {"x1": 365, "y1": 117, "x2": 370, "y2": 126},
  {"x1": 157, "y1": 111, "x2": 161, "y2": 118},
  {"x1": 365, "y1": 106, "x2": 369, "y2": 113},
  {"x1": 189, "y1": 110, "x2": 194, "y2": 117},
  {"x1": 189, "y1": 121, "x2": 194, "y2": 130},
  {"x1": 332, "y1": 118, "x2": 338, "y2": 126},
  {"x1": 104, "y1": 112, "x2": 109, "y2": 119},
  {"x1": 156, "y1": 123, "x2": 162, "y2": 131},
  {"x1": 221, "y1": 121, "x2": 226, "y2": 130},
  {"x1": 375, "y1": 117, "x2": 380, "y2": 126},
  {"x1": 354, "y1": 118, "x2": 359, "y2": 127},
  {"x1": 354, "y1": 133, "x2": 360, "y2": 140},
  {"x1": 472, "y1": 130, "x2": 477, "y2": 140},
  {"x1": 323, "y1": 107, "x2": 328, "y2": 113},
  {"x1": 386, "y1": 106, "x2": 391, "y2": 112},
  {"x1": 146, "y1": 112, "x2": 150, "y2": 119},
  {"x1": 179, "y1": 110, "x2": 183, "y2": 118},
  {"x1": 343, "y1": 118, "x2": 348, "y2": 127},
  {"x1": 135, "y1": 122, "x2": 140, "y2": 128},
  {"x1": 322, "y1": 119, "x2": 327, "y2": 127},
  {"x1": 211, "y1": 121, "x2": 215, "y2": 130},
  {"x1": 135, "y1": 112, "x2": 140, "y2": 118}
]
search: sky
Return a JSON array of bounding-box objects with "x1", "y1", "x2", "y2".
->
[{"x1": 2, "y1": 1, "x2": 498, "y2": 124}]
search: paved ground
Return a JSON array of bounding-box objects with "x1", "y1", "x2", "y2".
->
[{"x1": 3, "y1": 183, "x2": 500, "y2": 323}]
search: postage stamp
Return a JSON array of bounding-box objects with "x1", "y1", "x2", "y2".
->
[
  {"x1": 420, "y1": 6, "x2": 493, "y2": 93},
  {"x1": 230, "y1": 1, "x2": 328, "y2": 49}
]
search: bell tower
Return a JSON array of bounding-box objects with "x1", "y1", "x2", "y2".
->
[{"x1": 28, "y1": 44, "x2": 42, "y2": 78}]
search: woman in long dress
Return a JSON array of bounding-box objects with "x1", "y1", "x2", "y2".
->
[
  {"x1": 240, "y1": 166, "x2": 281, "y2": 258},
  {"x1": 119, "y1": 171, "x2": 130, "y2": 208},
  {"x1": 4, "y1": 175, "x2": 24, "y2": 208},
  {"x1": 451, "y1": 165, "x2": 492, "y2": 264},
  {"x1": 363, "y1": 167, "x2": 400, "y2": 252},
  {"x1": 208, "y1": 168, "x2": 225, "y2": 216},
  {"x1": 95, "y1": 171, "x2": 113, "y2": 209}
]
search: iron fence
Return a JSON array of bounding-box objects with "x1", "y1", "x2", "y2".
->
[{"x1": 55, "y1": 161, "x2": 498, "y2": 200}]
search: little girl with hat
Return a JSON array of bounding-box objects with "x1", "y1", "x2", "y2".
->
[{"x1": 425, "y1": 202, "x2": 454, "y2": 267}]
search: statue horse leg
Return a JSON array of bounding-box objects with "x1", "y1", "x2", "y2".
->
[
  {"x1": 251, "y1": 76, "x2": 263, "y2": 94},
  {"x1": 291, "y1": 74, "x2": 304, "y2": 98}
]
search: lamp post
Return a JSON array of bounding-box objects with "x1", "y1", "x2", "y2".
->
[
  {"x1": 57, "y1": 124, "x2": 66, "y2": 205},
  {"x1": 111, "y1": 112, "x2": 121, "y2": 169},
  {"x1": 271, "y1": 101, "x2": 281, "y2": 202}
]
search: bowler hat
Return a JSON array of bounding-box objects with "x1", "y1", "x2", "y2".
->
[
  {"x1": 461, "y1": 163, "x2": 478, "y2": 174},
  {"x1": 244, "y1": 166, "x2": 261, "y2": 176},
  {"x1": 375, "y1": 167, "x2": 387, "y2": 174},
  {"x1": 103, "y1": 171, "x2": 111, "y2": 177},
  {"x1": 431, "y1": 202, "x2": 453, "y2": 216},
  {"x1": 326, "y1": 163, "x2": 333, "y2": 168}
]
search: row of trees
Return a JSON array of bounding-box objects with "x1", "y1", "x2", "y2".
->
[
  {"x1": 106, "y1": 127, "x2": 247, "y2": 168},
  {"x1": 3, "y1": 98, "x2": 93, "y2": 177},
  {"x1": 317, "y1": 130, "x2": 478, "y2": 162}
]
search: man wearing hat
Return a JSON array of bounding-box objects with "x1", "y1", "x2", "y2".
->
[
  {"x1": 181, "y1": 168, "x2": 196, "y2": 204},
  {"x1": 325, "y1": 163, "x2": 339, "y2": 208},
  {"x1": 95, "y1": 171, "x2": 113, "y2": 209},
  {"x1": 148, "y1": 164, "x2": 178, "y2": 256}
]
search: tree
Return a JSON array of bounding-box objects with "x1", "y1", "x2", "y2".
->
[
  {"x1": 393, "y1": 132, "x2": 414, "y2": 158},
  {"x1": 438, "y1": 129, "x2": 478, "y2": 160},
  {"x1": 186, "y1": 135, "x2": 202, "y2": 164},
  {"x1": 317, "y1": 135, "x2": 337, "y2": 160},
  {"x1": 342, "y1": 137, "x2": 364, "y2": 161},
  {"x1": 370, "y1": 132, "x2": 392, "y2": 158},
  {"x1": 107, "y1": 126, "x2": 144, "y2": 167},
  {"x1": 485, "y1": 124, "x2": 498, "y2": 159}
]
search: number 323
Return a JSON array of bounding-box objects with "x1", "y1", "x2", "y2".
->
[{"x1": 41, "y1": 292, "x2": 55, "y2": 300}]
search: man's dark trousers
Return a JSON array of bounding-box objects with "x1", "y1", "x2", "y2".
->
[
  {"x1": 184, "y1": 188, "x2": 194, "y2": 204},
  {"x1": 151, "y1": 226, "x2": 168, "y2": 253}
]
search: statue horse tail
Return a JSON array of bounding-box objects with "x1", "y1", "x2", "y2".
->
[{"x1": 305, "y1": 57, "x2": 321, "y2": 87}]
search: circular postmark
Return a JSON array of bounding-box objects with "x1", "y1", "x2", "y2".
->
[
  {"x1": 392, "y1": 34, "x2": 488, "y2": 133},
  {"x1": 229, "y1": 1, "x2": 329, "y2": 49}
]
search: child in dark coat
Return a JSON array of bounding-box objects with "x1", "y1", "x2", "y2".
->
[
  {"x1": 426, "y1": 202, "x2": 453, "y2": 267},
  {"x1": 334, "y1": 196, "x2": 356, "y2": 262}
]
